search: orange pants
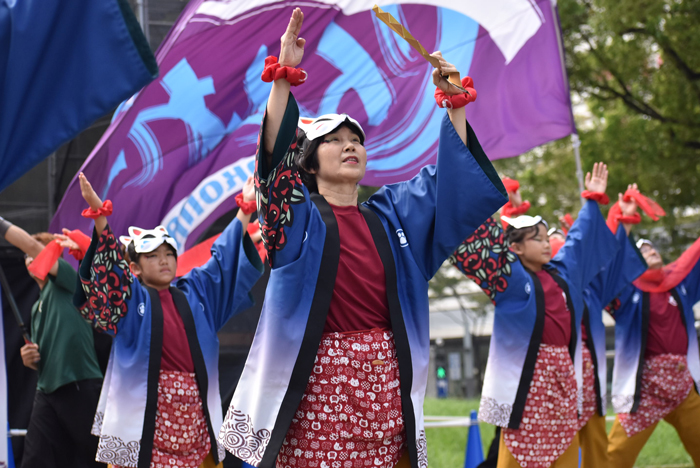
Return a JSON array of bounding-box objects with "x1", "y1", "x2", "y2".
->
[
  {"x1": 608, "y1": 389, "x2": 700, "y2": 468},
  {"x1": 579, "y1": 413, "x2": 608, "y2": 468},
  {"x1": 497, "y1": 430, "x2": 580, "y2": 468}
]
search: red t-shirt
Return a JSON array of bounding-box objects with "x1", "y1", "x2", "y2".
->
[
  {"x1": 323, "y1": 204, "x2": 390, "y2": 333},
  {"x1": 645, "y1": 291, "x2": 688, "y2": 358},
  {"x1": 159, "y1": 289, "x2": 195, "y2": 372},
  {"x1": 535, "y1": 270, "x2": 571, "y2": 347}
]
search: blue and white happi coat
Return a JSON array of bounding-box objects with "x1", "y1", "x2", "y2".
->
[
  {"x1": 75, "y1": 218, "x2": 263, "y2": 468},
  {"x1": 581, "y1": 225, "x2": 648, "y2": 416},
  {"x1": 450, "y1": 200, "x2": 618, "y2": 429},
  {"x1": 217, "y1": 93, "x2": 508, "y2": 468},
  {"x1": 610, "y1": 252, "x2": 700, "y2": 414}
]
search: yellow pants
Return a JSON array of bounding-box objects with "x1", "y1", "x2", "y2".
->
[
  {"x1": 497, "y1": 430, "x2": 580, "y2": 468},
  {"x1": 579, "y1": 413, "x2": 608, "y2": 468},
  {"x1": 608, "y1": 389, "x2": 700, "y2": 468},
  {"x1": 107, "y1": 451, "x2": 221, "y2": 468},
  {"x1": 394, "y1": 450, "x2": 411, "y2": 468}
]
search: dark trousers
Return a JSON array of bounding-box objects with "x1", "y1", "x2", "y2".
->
[{"x1": 21, "y1": 378, "x2": 105, "y2": 468}]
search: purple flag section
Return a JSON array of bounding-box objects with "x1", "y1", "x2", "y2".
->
[{"x1": 51, "y1": 0, "x2": 574, "y2": 252}]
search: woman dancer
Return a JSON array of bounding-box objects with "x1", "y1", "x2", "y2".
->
[
  {"x1": 218, "y1": 7, "x2": 507, "y2": 468},
  {"x1": 607, "y1": 232, "x2": 700, "y2": 467},
  {"x1": 450, "y1": 164, "x2": 618, "y2": 468},
  {"x1": 75, "y1": 174, "x2": 263, "y2": 468}
]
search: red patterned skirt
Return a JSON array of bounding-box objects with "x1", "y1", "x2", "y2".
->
[
  {"x1": 115, "y1": 371, "x2": 211, "y2": 468},
  {"x1": 578, "y1": 344, "x2": 597, "y2": 430},
  {"x1": 618, "y1": 354, "x2": 694, "y2": 437},
  {"x1": 277, "y1": 329, "x2": 406, "y2": 468},
  {"x1": 503, "y1": 344, "x2": 578, "y2": 468}
]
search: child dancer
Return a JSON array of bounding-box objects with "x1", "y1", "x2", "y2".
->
[
  {"x1": 451, "y1": 163, "x2": 618, "y2": 468},
  {"x1": 74, "y1": 174, "x2": 263, "y2": 468}
]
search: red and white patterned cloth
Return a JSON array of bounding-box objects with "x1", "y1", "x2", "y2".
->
[
  {"x1": 503, "y1": 344, "x2": 578, "y2": 468},
  {"x1": 277, "y1": 329, "x2": 406, "y2": 468},
  {"x1": 618, "y1": 354, "x2": 694, "y2": 437},
  {"x1": 114, "y1": 371, "x2": 211, "y2": 468},
  {"x1": 578, "y1": 344, "x2": 597, "y2": 430}
]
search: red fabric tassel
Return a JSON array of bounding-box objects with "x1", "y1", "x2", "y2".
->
[
  {"x1": 27, "y1": 241, "x2": 62, "y2": 281},
  {"x1": 634, "y1": 236, "x2": 700, "y2": 293},
  {"x1": 67, "y1": 229, "x2": 91, "y2": 261},
  {"x1": 235, "y1": 193, "x2": 257, "y2": 215},
  {"x1": 581, "y1": 190, "x2": 610, "y2": 205},
  {"x1": 260, "y1": 56, "x2": 307, "y2": 86},
  {"x1": 81, "y1": 200, "x2": 113, "y2": 219},
  {"x1": 624, "y1": 188, "x2": 665, "y2": 221},
  {"x1": 502, "y1": 177, "x2": 520, "y2": 193},
  {"x1": 434, "y1": 76, "x2": 477, "y2": 109}
]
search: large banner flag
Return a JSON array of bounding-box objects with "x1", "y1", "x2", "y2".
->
[
  {"x1": 51, "y1": 0, "x2": 574, "y2": 252},
  {"x1": 0, "y1": 0, "x2": 157, "y2": 192}
]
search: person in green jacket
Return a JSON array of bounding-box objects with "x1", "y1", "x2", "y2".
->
[{"x1": 0, "y1": 217, "x2": 104, "y2": 468}]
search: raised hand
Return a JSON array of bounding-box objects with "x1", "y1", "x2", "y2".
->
[
  {"x1": 79, "y1": 173, "x2": 103, "y2": 211},
  {"x1": 54, "y1": 232, "x2": 80, "y2": 251},
  {"x1": 241, "y1": 176, "x2": 255, "y2": 202},
  {"x1": 584, "y1": 162, "x2": 608, "y2": 194},
  {"x1": 508, "y1": 189, "x2": 523, "y2": 208},
  {"x1": 279, "y1": 8, "x2": 305, "y2": 67},
  {"x1": 430, "y1": 51, "x2": 462, "y2": 96},
  {"x1": 619, "y1": 183, "x2": 638, "y2": 216}
]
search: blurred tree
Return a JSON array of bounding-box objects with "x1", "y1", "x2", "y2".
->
[{"x1": 493, "y1": 0, "x2": 700, "y2": 260}]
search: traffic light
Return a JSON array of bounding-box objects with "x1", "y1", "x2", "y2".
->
[{"x1": 437, "y1": 366, "x2": 446, "y2": 379}]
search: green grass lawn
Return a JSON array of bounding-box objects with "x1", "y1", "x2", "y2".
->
[{"x1": 424, "y1": 398, "x2": 693, "y2": 468}]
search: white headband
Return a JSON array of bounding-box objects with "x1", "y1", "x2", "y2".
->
[
  {"x1": 119, "y1": 226, "x2": 178, "y2": 254},
  {"x1": 299, "y1": 114, "x2": 366, "y2": 143},
  {"x1": 501, "y1": 215, "x2": 548, "y2": 230},
  {"x1": 636, "y1": 238, "x2": 653, "y2": 249}
]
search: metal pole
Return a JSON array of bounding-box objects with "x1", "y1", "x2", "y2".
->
[
  {"x1": 137, "y1": 0, "x2": 150, "y2": 46},
  {"x1": 571, "y1": 134, "x2": 586, "y2": 206},
  {"x1": 47, "y1": 152, "x2": 56, "y2": 224}
]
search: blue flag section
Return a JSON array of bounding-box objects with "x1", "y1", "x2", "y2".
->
[{"x1": 0, "y1": 0, "x2": 158, "y2": 193}]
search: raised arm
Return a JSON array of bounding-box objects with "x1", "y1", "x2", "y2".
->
[
  {"x1": 263, "y1": 8, "x2": 305, "y2": 160},
  {"x1": 73, "y1": 174, "x2": 136, "y2": 336},
  {"x1": 551, "y1": 163, "x2": 619, "y2": 289},
  {"x1": 177, "y1": 177, "x2": 264, "y2": 330},
  {"x1": 0, "y1": 217, "x2": 60, "y2": 277}
]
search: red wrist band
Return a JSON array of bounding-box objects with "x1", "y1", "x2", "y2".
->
[
  {"x1": 617, "y1": 213, "x2": 641, "y2": 225},
  {"x1": 501, "y1": 200, "x2": 531, "y2": 218},
  {"x1": 581, "y1": 190, "x2": 610, "y2": 205},
  {"x1": 235, "y1": 193, "x2": 257, "y2": 215},
  {"x1": 81, "y1": 200, "x2": 113, "y2": 219},
  {"x1": 261, "y1": 56, "x2": 307, "y2": 86},
  {"x1": 435, "y1": 76, "x2": 477, "y2": 109}
]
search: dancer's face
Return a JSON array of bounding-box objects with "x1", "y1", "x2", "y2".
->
[
  {"x1": 510, "y1": 223, "x2": 552, "y2": 270},
  {"x1": 312, "y1": 126, "x2": 367, "y2": 188},
  {"x1": 640, "y1": 244, "x2": 663, "y2": 270},
  {"x1": 130, "y1": 243, "x2": 177, "y2": 290}
]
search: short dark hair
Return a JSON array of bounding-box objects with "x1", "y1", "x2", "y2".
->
[
  {"x1": 126, "y1": 235, "x2": 177, "y2": 265},
  {"x1": 505, "y1": 222, "x2": 546, "y2": 245},
  {"x1": 293, "y1": 122, "x2": 365, "y2": 193}
]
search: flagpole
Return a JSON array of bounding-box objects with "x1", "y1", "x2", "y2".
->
[{"x1": 550, "y1": 2, "x2": 585, "y2": 205}]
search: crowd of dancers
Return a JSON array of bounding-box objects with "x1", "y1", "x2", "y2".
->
[{"x1": 4, "y1": 7, "x2": 699, "y2": 468}]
